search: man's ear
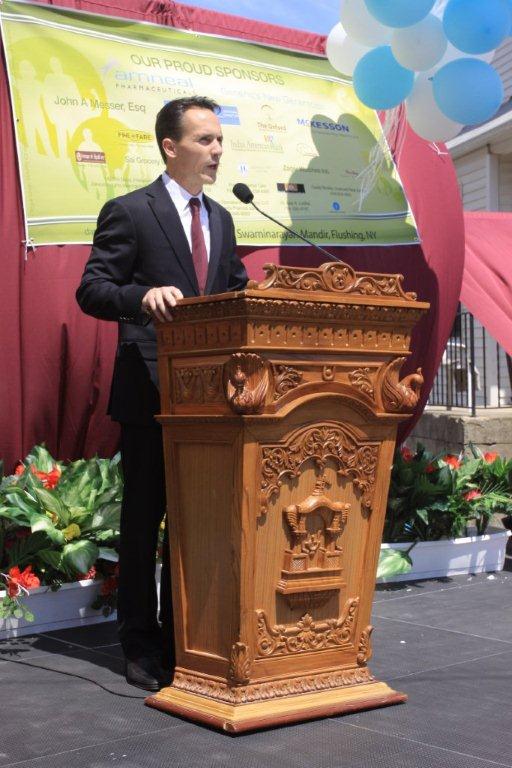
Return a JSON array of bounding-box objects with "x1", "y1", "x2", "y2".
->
[{"x1": 162, "y1": 137, "x2": 176, "y2": 159}]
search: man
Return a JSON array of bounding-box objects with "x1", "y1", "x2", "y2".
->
[{"x1": 76, "y1": 96, "x2": 248, "y2": 691}]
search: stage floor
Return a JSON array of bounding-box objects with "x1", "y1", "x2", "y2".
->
[{"x1": 1, "y1": 570, "x2": 511, "y2": 768}]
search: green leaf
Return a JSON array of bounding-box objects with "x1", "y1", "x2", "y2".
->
[
  {"x1": 13, "y1": 608, "x2": 23, "y2": 619},
  {"x1": 6, "y1": 531, "x2": 49, "y2": 567},
  {"x1": 84, "y1": 503, "x2": 121, "y2": 532},
  {"x1": 30, "y1": 514, "x2": 65, "y2": 545},
  {"x1": 23, "y1": 609, "x2": 35, "y2": 622},
  {"x1": 37, "y1": 549, "x2": 64, "y2": 571},
  {"x1": 62, "y1": 540, "x2": 99, "y2": 575},
  {"x1": 32, "y1": 488, "x2": 69, "y2": 526},
  {"x1": 377, "y1": 548, "x2": 413, "y2": 579},
  {"x1": 97, "y1": 547, "x2": 119, "y2": 562}
]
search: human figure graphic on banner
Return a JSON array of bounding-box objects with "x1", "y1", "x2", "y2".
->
[
  {"x1": 76, "y1": 96, "x2": 248, "y2": 692},
  {"x1": 76, "y1": 128, "x2": 107, "y2": 200},
  {"x1": 42, "y1": 57, "x2": 84, "y2": 158},
  {"x1": 16, "y1": 60, "x2": 52, "y2": 156}
]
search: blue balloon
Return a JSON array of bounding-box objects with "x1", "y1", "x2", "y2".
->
[
  {"x1": 443, "y1": 0, "x2": 511, "y2": 54},
  {"x1": 364, "y1": 0, "x2": 435, "y2": 28},
  {"x1": 433, "y1": 58, "x2": 503, "y2": 124},
  {"x1": 353, "y1": 46, "x2": 414, "y2": 109}
]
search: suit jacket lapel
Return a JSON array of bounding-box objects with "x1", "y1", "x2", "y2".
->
[
  {"x1": 145, "y1": 178, "x2": 199, "y2": 295},
  {"x1": 205, "y1": 195, "x2": 222, "y2": 295}
]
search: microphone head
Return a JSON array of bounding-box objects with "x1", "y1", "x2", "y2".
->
[{"x1": 232, "y1": 183, "x2": 254, "y2": 204}]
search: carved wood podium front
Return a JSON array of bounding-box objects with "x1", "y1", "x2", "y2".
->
[{"x1": 146, "y1": 262, "x2": 429, "y2": 732}]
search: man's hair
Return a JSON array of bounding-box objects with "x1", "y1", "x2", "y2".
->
[{"x1": 155, "y1": 96, "x2": 219, "y2": 162}]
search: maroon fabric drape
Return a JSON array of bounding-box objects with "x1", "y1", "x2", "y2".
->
[
  {"x1": 0, "y1": 0, "x2": 465, "y2": 471},
  {"x1": 461, "y1": 211, "x2": 512, "y2": 357}
]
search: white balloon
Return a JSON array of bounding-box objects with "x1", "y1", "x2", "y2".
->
[
  {"x1": 341, "y1": 0, "x2": 392, "y2": 47},
  {"x1": 424, "y1": 42, "x2": 494, "y2": 77},
  {"x1": 406, "y1": 74, "x2": 462, "y2": 142},
  {"x1": 326, "y1": 23, "x2": 369, "y2": 76},
  {"x1": 392, "y1": 15, "x2": 447, "y2": 71}
]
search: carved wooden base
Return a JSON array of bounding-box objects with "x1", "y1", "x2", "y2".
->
[{"x1": 145, "y1": 678, "x2": 407, "y2": 733}]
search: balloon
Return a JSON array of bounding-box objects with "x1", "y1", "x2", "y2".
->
[
  {"x1": 364, "y1": 0, "x2": 435, "y2": 28},
  {"x1": 424, "y1": 42, "x2": 494, "y2": 78},
  {"x1": 392, "y1": 14, "x2": 447, "y2": 71},
  {"x1": 443, "y1": 0, "x2": 511, "y2": 54},
  {"x1": 326, "y1": 23, "x2": 370, "y2": 77},
  {"x1": 406, "y1": 74, "x2": 462, "y2": 141},
  {"x1": 433, "y1": 58, "x2": 504, "y2": 124},
  {"x1": 353, "y1": 46, "x2": 415, "y2": 109},
  {"x1": 341, "y1": 0, "x2": 392, "y2": 47}
]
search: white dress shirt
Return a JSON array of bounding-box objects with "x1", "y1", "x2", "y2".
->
[{"x1": 162, "y1": 172, "x2": 210, "y2": 261}]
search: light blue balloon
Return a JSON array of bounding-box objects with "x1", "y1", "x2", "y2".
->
[
  {"x1": 443, "y1": 0, "x2": 510, "y2": 54},
  {"x1": 364, "y1": 0, "x2": 435, "y2": 28},
  {"x1": 353, "y1": 46, "x2": 414, "y2": 109},
  {"x1": 433, "y1": 58, "x2": 503, "y2": 124}
]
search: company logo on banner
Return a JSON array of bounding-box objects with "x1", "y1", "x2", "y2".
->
[{"x1": 0, "y1": 0, "x2": 419, "y2": 246}]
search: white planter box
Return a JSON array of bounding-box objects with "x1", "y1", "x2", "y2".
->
[
  {"x1": 0, "y1": 564, "x2": 162, "y2": 640},
  {"x1": 378, "y1": 529, "x2": 511, "y2": 583},
  {"x1": 0, "y1": 578, "x2": 114, "y2": 640}
]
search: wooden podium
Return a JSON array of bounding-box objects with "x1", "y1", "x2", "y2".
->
[{"x1": 146, "y1": 262, "x2": 429, "y2": 732}]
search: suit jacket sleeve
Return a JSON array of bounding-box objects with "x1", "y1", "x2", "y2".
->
[
  {"x1": 227, "y1": 216, "x2": 248, "y2": 292},
  {"x1": 76, "y1": 199, "x2": 151, "y2": 323}
]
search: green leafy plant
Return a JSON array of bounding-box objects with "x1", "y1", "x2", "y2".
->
[
  {"x1": 378, "y1": 442, "x2": 512, "y2": 579},
  {"x1": 0, "y1": 445, "x2": 122, "y2": 621}
]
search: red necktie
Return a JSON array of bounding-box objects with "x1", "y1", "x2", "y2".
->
[{"x1": 189, "y1": 197, "x2": 208, "y2": 295}]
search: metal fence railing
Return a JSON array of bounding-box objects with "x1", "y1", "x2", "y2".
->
[{"x1": 428, "y1": 311, "x2": 512, "y2": 415}]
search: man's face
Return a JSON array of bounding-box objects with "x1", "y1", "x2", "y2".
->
[{"x1": 163, "y1": 107, "x2": 223, "y2": 194}]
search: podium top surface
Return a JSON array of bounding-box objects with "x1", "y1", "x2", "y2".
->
[{"x1": 171, "y1": 263, "x2": 430, "y2": 313}]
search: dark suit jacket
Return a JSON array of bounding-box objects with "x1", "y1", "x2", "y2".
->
[{"x1": 76, "y1": 176, "x2": 248, "y2": 425}]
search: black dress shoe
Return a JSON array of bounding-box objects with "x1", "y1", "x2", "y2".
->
[{"x1": 125, "y1": 656, "x2": 167, "y2": 691}]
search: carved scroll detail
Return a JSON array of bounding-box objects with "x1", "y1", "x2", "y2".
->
[
  {"x1": 256, "y1": 597, "x2": 359, "y2": 658},
  {"x1": 174, "y1": 366, "x2": 224, "y2": 404},
  {"x1": 379, "y1": 357, "x2": 424, "y2": 412},
  {"x1": 273, "y1": 364, "x2": 303, "y2": 400},
  {"x1": 349, "y1": 367, "x2": 374, "y2": 398},
  {"x1": 260, "y1": 422, "x2": 379, "y2": 514},
  {"x1": 253, "y1": 262, "x2": 416, "y2": 301},
  {"x1": 357, "y1": 626, "x2": 374, "y2": 666},
  {"x1": 228, "y1": 642, "x2": 252, "y2": 685},
  {"x1": 172, "y1": 666, "x2": 374, "y2": 704},
  {"x1": 224, "y1": 353, "x2": 269, "y2": 414}
]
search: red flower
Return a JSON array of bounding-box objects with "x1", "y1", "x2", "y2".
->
[
  {"x1": 425, "y1": 463, "x2": 436, "y2": 474},
  {"x1": 77, "y1": 566, "x2": 96, "y2": 581},
  {"x1": 464, "y1": 489, "x2": 483, "y2": 501},
  {"x1": 443, "y1": 455, "x2": 461, "y2": 469},
  {"x1": 483, "y1": 452, "x2": 499, "y2": 463},
  {"x1": 32, "y1": 466, "x2": 61, "y2": 489},
  {"x1": 100, "y1": 575, "x2": 118, "y2": 596},
  {"x1": 400, "y1": 446, "x2": 414, "y2": 462},
  {"x1": 6, "y1": 565, "x2": 41, "y2": 597},
  {"x1": 13, "y1": 463, "x2": 61, "y2": 488}
]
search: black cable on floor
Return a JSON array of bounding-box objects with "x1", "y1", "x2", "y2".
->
[{"x1": 2, "y1": 656, "x2": 150, "y2": 698}]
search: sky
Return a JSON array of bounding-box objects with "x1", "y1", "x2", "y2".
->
[
  {"x1": 178, "y1": 0, "x2": 340, "y2": 36},
  {"x1": 177, "y1": 0, "x2": 449, "y2": 36}
]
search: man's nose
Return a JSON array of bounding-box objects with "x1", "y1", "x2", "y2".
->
[{"x1": 212, "y1": 140, "x2": 223, "y2": 157}]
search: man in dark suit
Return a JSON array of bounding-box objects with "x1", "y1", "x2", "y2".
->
[{"x1": 76, "y1": 96, "x2": 248, "y2": 690}]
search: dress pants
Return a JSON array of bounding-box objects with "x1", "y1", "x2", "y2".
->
[{"x1": 118, "y1": 422, "x2": 174, "y2": 668}]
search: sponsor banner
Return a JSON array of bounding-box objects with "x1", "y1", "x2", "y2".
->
[{"x1": 0, "y1": 0, "x2": 419, "y2": 246}]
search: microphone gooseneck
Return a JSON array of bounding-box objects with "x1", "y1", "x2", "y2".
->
[{"x1": 231, "y1": 183, "x2": 344, "y2": 264}]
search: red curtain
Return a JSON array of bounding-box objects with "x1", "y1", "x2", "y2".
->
[
  {"x1": 0, "y1": 0, "x2": 465, "y2": 471},
  {"x1": 461, "y1": 211, "x2": 512, "y2": 357}
]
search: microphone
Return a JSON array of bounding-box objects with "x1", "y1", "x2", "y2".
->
[{"x1": 232, "y1": 183, "x2": 344, "y2": 264}]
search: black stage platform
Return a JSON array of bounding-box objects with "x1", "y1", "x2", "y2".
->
[{"x1": 1, "y1": 571, "x2": 511, "y2": 768}]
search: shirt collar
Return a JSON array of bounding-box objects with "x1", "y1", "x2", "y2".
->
[{"x1": 162, "y1": 172, "x2": 204, "y2": 214}]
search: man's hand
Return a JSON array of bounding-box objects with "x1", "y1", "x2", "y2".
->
[{"x1": 141, "y1": 286, "x2": 184, "y2": 322}]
